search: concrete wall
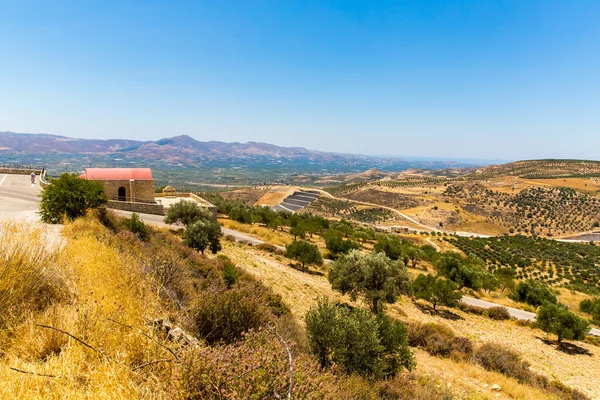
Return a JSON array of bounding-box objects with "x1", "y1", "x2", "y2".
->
[
  {"x1": 100, "y1": 180, "x2": 155, "y2": 202},
  {"x1": 0, "y1": 168, "x2": 43, "y2": 175},
  {"x1": 107, "y1": 200, "x2": 164, "y2": 215}
]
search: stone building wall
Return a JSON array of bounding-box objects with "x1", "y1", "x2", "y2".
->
[{"x1": 100, "y1": 180, "x2": 155, "y2": 202}]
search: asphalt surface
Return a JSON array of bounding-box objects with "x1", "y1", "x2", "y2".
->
[
  {"x1": 1, "y1": 174, "x2": 598, "y2": 336},
  {"x1": 0, "y1": 173, "x2": 41, "y2": 221}
]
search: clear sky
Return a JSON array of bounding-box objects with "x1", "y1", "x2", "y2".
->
[{"x1": 1, "y1": 1, "x2": 599, "y2": 160}]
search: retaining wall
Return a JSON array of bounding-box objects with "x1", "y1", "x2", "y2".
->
[{"x1": 107, "y1": 200, "x2": 164, "y2": 215}]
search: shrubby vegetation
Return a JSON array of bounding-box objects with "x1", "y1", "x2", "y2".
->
[
  {"x1": 305, "y1": 298, "x2": 414, "y2": 378},
  {"x1": 39, "y1": 173, "x2": 108, "y2": 223},
  {"x1": 510, "y1": 280, "x2": 558, "y2": 308},
  {"x1": 580, "y1": 297, "x2": 600, "y2": 324}
]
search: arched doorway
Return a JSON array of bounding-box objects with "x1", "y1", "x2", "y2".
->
[{"x1": 118, "y1": 186, "x2": 126, "y2": 201}]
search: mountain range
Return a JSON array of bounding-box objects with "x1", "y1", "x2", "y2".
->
[{"x1": 0, "y1": 131, "x2": 374, "y2": 163}]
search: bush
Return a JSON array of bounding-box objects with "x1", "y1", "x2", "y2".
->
[
  {"x1": 485, "y1": 306, "x2": 511, "y2": 320},
  {"x1": 221, "y1": 260, "x2": 240, "y2": 288},
  {"x1": 473, "y1": 343, "x2": 531, "y2": 382},
  {"x1": 456, "y1": 302, "x2": 486, "y2": 315},
  {"x1": 193, "y1": 286, "x2": 271, "y2": 344},
  {"x1": 408, "y1": 322, "x2": 473, "y2": 360},
  {"x1": 122, "y1": 212, "x2": 150, "y2": 241},
  {"x1": 580, "y1": 298, "x2": 600, "y2": 323},
  {"x1": 305, "y1": 298, "x2": 414, "y2": 378},
  {"x1": 39, "y1": 173, "x2": 108, "y2": 224},
  {"x1": 509, "y1": 280, "x2": 558, "y2": 308},
  {"x1": 256, "y1": 242, "x2": 278, "y2": 253}
]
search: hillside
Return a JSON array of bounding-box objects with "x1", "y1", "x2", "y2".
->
[{"x1": 471, "y1": 160, "x2": 600, "y2": 179}]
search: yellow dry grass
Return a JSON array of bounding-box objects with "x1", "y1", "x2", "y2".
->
[
  {"x1": 0, "y1": 218, "x2": 175, "y2": 399},
  {"x1": 219, "y1": 218, "x2": 293, "y2": 246}
]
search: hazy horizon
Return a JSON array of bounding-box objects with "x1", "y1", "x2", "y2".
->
[{"x1": 1, "y1": 1, "x2": 599, "y2": 160}]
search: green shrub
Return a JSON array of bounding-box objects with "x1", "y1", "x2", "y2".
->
[
  {"x1": 509, "y1": 280, "x2": 558, "y2": 308},
  {"x1": 39, "y1": 173, "x2": 108, "y2": 224},
  {"x1": 164, "y1": 200, "x2": 212, "y2": 226},
  {"x1": 122, "y1": 212, "x2": 150, "y2": 241},
  {"x1": 255, "y1": 242, "x2": 278, "y2": 253},
  {"x1": 285, "y1": 240, "x2": 323, "y2": 272},
  {"x1": 580, "y1": 298, "x2": 600, "y2": 323},
  {"x1": 485, "y1": 306, "x2": 511, "y2": 320},
  {"x1": 456, "y1": 302, "x2": 486, "y2": 315},
  {"x1": 305, "y1": 298, "x2": 414, "y2": 378},
  {"x1": 221, "y1": 260, "x2": 240, "y2": 289}
]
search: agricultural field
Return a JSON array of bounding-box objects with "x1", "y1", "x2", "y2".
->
[
  {"x1": 468, "y1": 159, "x2": 600, "y2": 180},
  {"x1": 444, "y1": 184, "x2": 600, "y2": 237},
  {"x1": 305, "y1": 197, "x2": 395, "y2": 224},
  {"x1": 446, "y1": 235, "x2": 600, "y2": 293}
]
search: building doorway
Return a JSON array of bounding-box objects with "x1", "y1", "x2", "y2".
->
[{"x1": 118, "y1": 186, "x2": 126, "y2": 201}]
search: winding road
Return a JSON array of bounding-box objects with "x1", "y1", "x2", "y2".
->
[{"x1": 1, "y1": 173, "x2": 598, "y2": 336}]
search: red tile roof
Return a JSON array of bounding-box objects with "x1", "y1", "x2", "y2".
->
[{"x1": 82, "y1": 168, "x2": 153, "y2": 181}]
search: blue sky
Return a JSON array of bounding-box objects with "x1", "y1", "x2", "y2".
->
[{"x1": 1, "y1": 1, "x2": 599, "y2": 160}]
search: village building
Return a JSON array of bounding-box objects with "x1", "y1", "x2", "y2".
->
[{"x1": 79, "y1": 168, "x2": 155, "y2": 203}]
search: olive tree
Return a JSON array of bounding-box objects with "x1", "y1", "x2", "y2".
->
[
  {"x1": 164, "y1": 200, "x2": 212, "y2": 226},
  {"x1": 285, "y1": 240, "x2": 322, "y2": 272},
  {"x1": 329, "y1": 250, "x2": 411, "y2": 313},
  {"x1": 537, "y1": 303, "x2": 590, "y2": 345},
  {"x1": 184, "y1": 220, "x2": 223, "y2": 255}
]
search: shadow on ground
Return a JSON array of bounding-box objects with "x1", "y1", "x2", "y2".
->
[
  {"x1": 538, "y1": 337, "x2": 593, "y2": 356},
  {"x1": 413, "y1": 301, "x2": 464, "y2": 321}
]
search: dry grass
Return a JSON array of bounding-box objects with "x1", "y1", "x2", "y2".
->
[
  {"x1": 219, "y1": 218, "x2": 293, "y2": 246},
  {"x1": 0, "y1": 218, "x2": 175, "y2": 399}
]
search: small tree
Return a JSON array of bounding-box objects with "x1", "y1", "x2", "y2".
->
[
  {"x1": 305, "y1": 298, "x2": 414, "y2": 378},
  {"x1": 184, "y1": 220, "x2": 223, "y2": 254},
  {"x1": 412, "y1": 274, "x2": 462, "y2": 311},
  {"x1": 537, "y1": 303, "x2": 590, "y2": 345},
  {"x1": 285, "y1": 240, "x2": 322, "y2": 272},
  {"x1": 164, "y1": 200, "x2": 212, "y2": 226},
  {"x1": 39, "y1": 173, "x2": 108, "y2": 223},
  {"x1": 580, "y1": 298, "x2": 600, "y2": 324},
  {"x1": 329, "y1": 250, "x2": 411, "y2": 313},
  {"x1": 510, "y1": 280, "x2": 557, "y2": 308}
]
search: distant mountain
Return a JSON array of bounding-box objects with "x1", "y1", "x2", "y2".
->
[{"x1": 0, "y1": 131, "x2": 367, "y2": 163}]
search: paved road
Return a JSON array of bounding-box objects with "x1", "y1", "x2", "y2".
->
[
  {"x1": 113, "y1": 209, "x2": 286, "y2": 252},
  {"x1": 0, "y1": 173, "x2": 41, "y2": 221},
  {"x1": 462, "y1": 296, "x2": 600, "y2": 337}
]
